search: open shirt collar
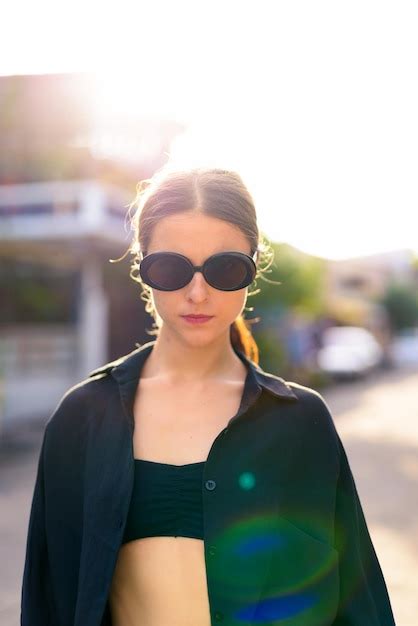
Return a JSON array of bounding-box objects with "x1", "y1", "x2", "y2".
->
[{"x1": 88, "y1": 339, "x2": 298, "y2": 404}]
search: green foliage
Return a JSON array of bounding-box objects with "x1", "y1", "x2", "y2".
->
[
  {"x1": 378, "y1": 281, "x2": 418, "y2": 331},
  {"x1": 246, "y1": 241, "x2": 328, "y2": 383},
  {"x1": 252, "y1": 328, "x2": 287, "y2": 374},
  {"x1": 249, "y1": 242, "x2": 327, "y2": 318}
]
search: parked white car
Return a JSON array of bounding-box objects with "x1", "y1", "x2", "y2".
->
[
  {"x1": 389, "y1": 327, "x2": 418, "y2": 367},
  {"x1": 316, "y1": 326, "x2": 384, "y2": 379}
]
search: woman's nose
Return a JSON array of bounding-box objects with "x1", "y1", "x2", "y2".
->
[{"x1": 185, "y1": 271, "x2": 210, "y2": 298}]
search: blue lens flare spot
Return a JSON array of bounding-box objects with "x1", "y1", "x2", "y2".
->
[
  {"x1": 237, "y1": 591, "x2": 317, "y2": 622},
  {"x1": 234, "y1": 531, "x2": 285, "y2": 557},
  {"x1": 239, "y1": 471, "x2": 256, "y2": 490}
]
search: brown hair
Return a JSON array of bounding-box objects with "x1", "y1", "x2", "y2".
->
[{"x1": 112, "y1": 166, "x2": 275, "y2": 365}]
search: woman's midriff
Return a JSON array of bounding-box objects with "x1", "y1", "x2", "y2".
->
[
  {"x1": 108, "y1": 355, "x2": 248, "y2": 626},
  {"x1": 108, "y1": 535, "x2": 211, "y2": 626}
]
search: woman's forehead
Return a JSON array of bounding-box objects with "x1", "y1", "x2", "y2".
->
[{"x1": 148, "y1": 212, "x2": 250, "y2": 252}]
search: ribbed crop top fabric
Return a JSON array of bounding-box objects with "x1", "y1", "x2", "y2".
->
[{"x1": 121, "y1": 459, "x2": 206, "y2": 544}]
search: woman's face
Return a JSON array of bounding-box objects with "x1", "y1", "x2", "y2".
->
[{"x1": 145, "y1": 211, "x2": 253, "y2": 348}]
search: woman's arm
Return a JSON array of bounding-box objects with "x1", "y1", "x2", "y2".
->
[
  {"x1": 20, "y1": 424, "x2": 57, "y2": 626},
  {"x1": 333, "y1": 432, "x2": 396, "y2": 625}
]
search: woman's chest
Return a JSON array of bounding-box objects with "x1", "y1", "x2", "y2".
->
[{"x1": 132, "y1": 378, "x2": 245, "y2": 465}]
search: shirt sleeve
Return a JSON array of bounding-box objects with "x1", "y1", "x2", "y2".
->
[
  {"x1": 20, "y1": 424, "x2": 57, "y2": 626},
  {"x1": 332, "y1": 432, "x2": 397, "y2": 625}
]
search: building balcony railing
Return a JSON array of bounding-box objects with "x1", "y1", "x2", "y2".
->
[{"x1": 0, "y1": 179, "x2": 132, "y2": 245}]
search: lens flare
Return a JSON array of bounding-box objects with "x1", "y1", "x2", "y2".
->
[{"x1": 207, "y1": 509, "x2": 340, "y2": 624}]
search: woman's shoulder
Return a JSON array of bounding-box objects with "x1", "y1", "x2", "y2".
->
[
  {"x1": 282, "y1": 378, "x2": 332, "y2": 411},
  {"x1": 261, "y1": 369, "x2": 340, "y2": 444},
  {"x1": 44, "y1": 360, "x2": 119, "y2": 436},
  {"x1": 255, "y1": 358, "x2": 334, "y2": 413}
]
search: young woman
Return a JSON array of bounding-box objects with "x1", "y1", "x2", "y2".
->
[{"x1": 21, "y1": 167, "x2": 396, "y2": 626}]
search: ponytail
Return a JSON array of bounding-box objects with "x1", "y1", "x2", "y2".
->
[{"x1": 230, "y1": 314, "x2": 259, "y2": 365}]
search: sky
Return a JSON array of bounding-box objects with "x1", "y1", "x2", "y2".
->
[{"x1": 1, "y1": 0, "x2": 418, "y2": 260}]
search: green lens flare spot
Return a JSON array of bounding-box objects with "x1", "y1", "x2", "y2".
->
[{"x1": 239, "y1": 471, "x2": 256, "y2": 490}]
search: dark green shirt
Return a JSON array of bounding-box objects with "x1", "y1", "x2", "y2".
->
[{"x1": 21, "y1": 339, "x2": 396, "y2": 626}]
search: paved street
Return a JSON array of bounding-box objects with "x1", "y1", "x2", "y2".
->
[
  {"x1": 322, "y1": 365, "x2": 418, "y2": 626},
  {"x1": 1, "y1": 365, "x2": 417, "y2": 626},
  {"x1": 0, "y1": 419, "x2": 46, "y2": 626}
]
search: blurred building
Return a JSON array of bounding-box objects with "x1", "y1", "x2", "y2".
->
[
  {"x1": 324, "y1": 248, "x2": 418, "y2": 345},
  {"x1": 0, "y1": 180, "x2": 152, "y2": 431},
  {"x1": 0, "y1": 72, "x2": 185, "y2": 187},
  {"x1": 0, "y1": 72, "x2": 184, "y2": 434}
]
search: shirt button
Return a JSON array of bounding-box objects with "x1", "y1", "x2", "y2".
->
[
  {"x1": 205, "y1": 479, "x2": 217, "y2": 490},
  {"x1": 208, "y1": 545, "x2": 217, "y2": 556},
  {"x1": 117, "y1": 516, "x2": 124, "y2": 529},
  {"x1": 214, "y1": 610, "x2": 224, "y2": 621}
]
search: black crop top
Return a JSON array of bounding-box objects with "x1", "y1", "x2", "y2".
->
[{"x1": 121, "y1": 459, "x2": 205, "y2": 544}]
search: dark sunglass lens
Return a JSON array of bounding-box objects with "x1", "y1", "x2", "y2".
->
[
  {"x1": 145, "y1": 255, "x2": 191, "y2": 290},
  {"x1": 205, "y1": 255, "x2": 251, "y2": 290}
]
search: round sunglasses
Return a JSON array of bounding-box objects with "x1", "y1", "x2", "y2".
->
[{"x1": 139, "y1": 250, "x2": 257, "y2": 291}]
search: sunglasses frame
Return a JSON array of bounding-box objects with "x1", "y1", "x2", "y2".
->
[{"x1": 139, "y1": 250, "x2": 258, "y2": 292}]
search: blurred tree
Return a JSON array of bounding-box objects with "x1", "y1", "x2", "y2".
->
[
  {"x1": 249, "y1": 241, "x2": 327, "y2": 319},
  {"x1": 247, "y1": 241, "x2": 327, "y2": 379},
  {"x1": 378, "y1": 281, "x2": 418, "y2": 331}
]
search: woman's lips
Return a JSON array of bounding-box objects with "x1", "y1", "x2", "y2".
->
[{"x1": 181, "y1": 315, "x2": 214, "y2": 324}]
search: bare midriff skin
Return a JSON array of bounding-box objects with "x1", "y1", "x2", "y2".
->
[{"x1": 108, "y1": 357, "x2": 247, "y2": 626}]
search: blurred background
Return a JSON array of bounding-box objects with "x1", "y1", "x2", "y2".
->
[{"x1": 1, "y1": 1, "x2": 417, "y2": 625}]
